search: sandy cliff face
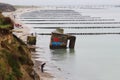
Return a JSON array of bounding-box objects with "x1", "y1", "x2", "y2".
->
[
  {"x1": 0, "y1": 10, "x2": 39, "y2": 80},
  {"x1": 0, "y1": 33, "x2": 35, "y2": 80},
  {"x1": 0, "y1": 13, "x2": 37, "y2": 80}
]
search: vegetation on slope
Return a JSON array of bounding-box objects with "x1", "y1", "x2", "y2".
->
[
  {"x1": 0, "y1": 13, "x2": 14, "y2": 29},
  {"x1": 0, "y1": 13, "x2": 37, "y2": 80},
  {"x1": 0, "y1": 33, "x2": 35, "y2": 80}
]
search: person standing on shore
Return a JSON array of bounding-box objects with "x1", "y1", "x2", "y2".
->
[
  {"x1": 41, "y1": 63, "x2": 46, "y2": 73},
  {"x1": 13, "y1": 14, "x2": 16, "y2": 19}
]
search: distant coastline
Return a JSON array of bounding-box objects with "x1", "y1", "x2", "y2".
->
[{"x1": 0, "y1": 3, "x2": 16, "y2": 12}]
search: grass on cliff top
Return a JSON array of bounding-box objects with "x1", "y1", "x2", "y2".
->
[
  {"x1": 0, "y1": 13, "x2": 13, "y2": 29},
  {"x1": 0, "y1": 19, "x2": 9, "y2": 28},
  {"x1": 0, "y1": 24, "x2": 12, "y2": 28}
]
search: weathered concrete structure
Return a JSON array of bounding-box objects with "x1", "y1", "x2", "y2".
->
[
  {"x1": 27, "y1": 36, "x2": 36, "y2": 45},
  {"x1": 50, "y1": 28, "x2": 76, "y2": 49}
]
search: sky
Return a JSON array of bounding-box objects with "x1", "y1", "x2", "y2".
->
[{"x1": 0, "y1": 0, "x2": 120, "y2": 6}]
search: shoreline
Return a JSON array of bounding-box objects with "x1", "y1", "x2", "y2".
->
[{"x1": 3, "y1": 8, "x2": 58, "y2": 80}]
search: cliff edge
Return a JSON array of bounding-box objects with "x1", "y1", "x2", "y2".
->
[{"x1": 0, "y1": 12, "x2": 39, "y2": 80}]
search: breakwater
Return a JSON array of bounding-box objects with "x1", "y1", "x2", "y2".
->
[{"x1": 33, "y1": 26, "x2": 120, "y2": 29}]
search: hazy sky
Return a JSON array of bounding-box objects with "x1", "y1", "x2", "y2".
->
[{"x1": 1, "y1": 0, "x2": 120, "y2": 6}]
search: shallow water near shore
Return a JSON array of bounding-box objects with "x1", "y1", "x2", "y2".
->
[{"x1": 20, "y1": 6, "x2": 120, "y2": 80}]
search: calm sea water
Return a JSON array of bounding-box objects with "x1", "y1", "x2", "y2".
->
[{"x1": 20, "y1": 6, "x2": 120, "y2": 80}]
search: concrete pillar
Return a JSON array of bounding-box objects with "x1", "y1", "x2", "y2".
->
[{"x1": 69, "y1": 36, "x2": 76, "y2": 48}]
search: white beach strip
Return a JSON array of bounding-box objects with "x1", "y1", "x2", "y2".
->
[{"x1": 3, "y1": 7, "x2": 42, "y2": 41}]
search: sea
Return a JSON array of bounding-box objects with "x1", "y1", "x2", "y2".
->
[{"x1": 20, "y1": 5, "x2": 120, "y2": 80}]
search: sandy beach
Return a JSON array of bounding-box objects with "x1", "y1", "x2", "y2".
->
[{"x1": 3, "y1": 7, "x2": 62, "y2": 80}]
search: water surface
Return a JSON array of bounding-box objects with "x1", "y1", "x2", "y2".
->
[{"x1": 20, "y1": 6, "x2": 120, "y2": 80}]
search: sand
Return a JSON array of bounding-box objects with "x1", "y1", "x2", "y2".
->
[{"x1": 3, "y1": 7, "x2": 63, "y2": 80}]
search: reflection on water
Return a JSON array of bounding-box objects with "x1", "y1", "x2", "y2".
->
[
  {"x1": 69, "y1": 49, "x2": 75, "y2": 54},
  {"x1": 50, "y1": 49, "x2": 75, "y2": 61}
]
